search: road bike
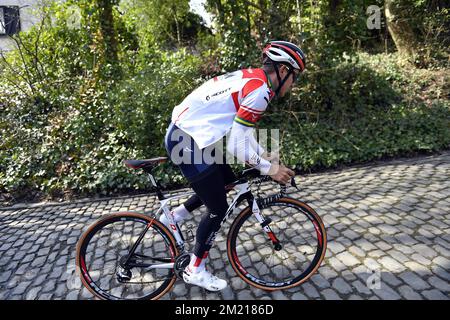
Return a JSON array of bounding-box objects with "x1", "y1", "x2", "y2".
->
[{"x1": 75, "y1": 157, "x2": 327, "y2": 300}]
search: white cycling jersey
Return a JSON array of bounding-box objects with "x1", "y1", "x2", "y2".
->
[{"x1": 171, "y1": 68, "x2": 275, "y2": 174}]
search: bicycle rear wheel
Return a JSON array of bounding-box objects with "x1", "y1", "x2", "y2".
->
[
  {"x1": 76, "y1": 212, "x2": 178, "y2": 300},
  {"x1": 227, "y1": 197, "x2": 327, "y2": 290}
]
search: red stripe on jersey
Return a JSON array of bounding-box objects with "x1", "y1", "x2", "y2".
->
[
  {"x1": 174, "y1": 106, "x2": 189, "y2": 124},
  {"x1": 268, "y1": 90, "x2": 275, "y2": 100},
  {"x1": 242, "y1": 79, "x2": 264, "y2": 99},
  {"x1": 240, "y1": 105, "x2": 264, "y2": 114},
  {"x1": 213, "y1": 76, "x2": 218, "y2": 82},
  {"x1": 237, "y1": 107, "x2": 262, "y2": 124},
  {"x1": 241, "y1": 68, "x2": 267, "y2": 82},
  {"x1": 241, "y1": 69, "x2": 254, "y2": 79},
  {"x1": 231, "y1": 91, "x2": 239, "y2": 111}
]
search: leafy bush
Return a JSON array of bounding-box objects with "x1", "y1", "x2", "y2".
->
[
  {"x1": 1, "y1": 2, "x2": 449, "y2": 204},
  {"x1": 277, "y1": 103, "x2": 450, "y2": 170},
  {"x1": 0, "y1": 29, "x2": 202, "y2": 199},
  {"x1": 262, "y1": 52, "x2": 450, "y2": 170}
]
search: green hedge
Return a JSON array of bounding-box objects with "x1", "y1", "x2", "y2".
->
[
  {"x1": 263, "y1": 53, "x2": 450, "y2": 170},
  {"x1": 1, "y1": 50, "x2": 449, "y2": 202},
  {"x1": 277, "y1": 103, "x2": 450, "y2": 170}
]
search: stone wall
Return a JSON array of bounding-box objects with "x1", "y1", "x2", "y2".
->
[{"x1": 0, "y1": 0, "x2": 42, "y2": 51}]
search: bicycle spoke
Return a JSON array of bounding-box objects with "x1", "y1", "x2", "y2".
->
[{"x1": 112, "y1": 223, "x2": 133, "y2": 252}]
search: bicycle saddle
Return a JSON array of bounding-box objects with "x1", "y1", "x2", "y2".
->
[{"x1": 124, "y1": 157, "x2": 168, "y2": 170}]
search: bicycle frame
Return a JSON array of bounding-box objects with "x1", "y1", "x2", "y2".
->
[
  {"x1": 155, "y1": 180, "x2": 252, "y2": 252},
  {"x1": 130, "y1": 175, "x2": 279, "y2": 271}
]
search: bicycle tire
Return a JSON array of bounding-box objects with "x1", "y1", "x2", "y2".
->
[
  {"x1": 75, "y1": 212, "x2": 179, "y2": 300},
  {"x1": 227, "y1": 197, "x2": 327, "y2": 291}
]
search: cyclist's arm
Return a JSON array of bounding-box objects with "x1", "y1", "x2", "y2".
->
[
  {"x1": 244, "y1": 127, "x2": 281, "y2": 163},
  {"x1": 228, "y1": 78, "x2": 277, "y2": 174},
  {"x1": 226, "y1": 121, "x2": 272, "y2": 175},
  {"x1": 248, "y1": 130, "x2": 265, "y2": 156},
  {"x1": 261, "y1": 150, "x2": 279, "y2": 162}
]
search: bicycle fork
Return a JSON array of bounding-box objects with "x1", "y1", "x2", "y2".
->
[{"x1": 250, "y1": 197, "x2": 282, "y2": 251}]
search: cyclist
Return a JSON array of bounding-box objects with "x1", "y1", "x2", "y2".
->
[{"x1": 162, "y1": 41, "x2": 306, "y2": 291}]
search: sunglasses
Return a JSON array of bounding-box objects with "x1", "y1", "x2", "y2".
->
[{"x1": 286, "y1": 66, "x2": 301, "y2": 82}]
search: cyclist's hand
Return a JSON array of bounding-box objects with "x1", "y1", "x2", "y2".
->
[{"x1": 268, "y1": 164, "x2": 295, "y2": 185}]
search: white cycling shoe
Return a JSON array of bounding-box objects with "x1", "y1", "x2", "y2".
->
[{"x1": 183, "y1": 268, "x2": 228, "y2": 291}]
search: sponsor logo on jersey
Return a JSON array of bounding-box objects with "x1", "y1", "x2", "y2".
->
[
  {"x1": 206, "y1": 87, "x2": 231, "y2": 101},
  {"x1": 250, "y1": 153, "x2": 261, "y2": 166}
]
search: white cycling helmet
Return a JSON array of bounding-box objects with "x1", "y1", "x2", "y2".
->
[
  {"x1": 263, "y1": 40, "x2": 306, "y2": 72},
  {"x1": 262, "y1": 40, "x2": 306, "y2": 96}
]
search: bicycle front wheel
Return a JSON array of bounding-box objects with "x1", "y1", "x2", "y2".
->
[
  {"x1": 76, "y1": 212, "x2": 178, "y2": 300},
  {"x1": 227, "y1": 197, "x2": 327, "y2": 291}
]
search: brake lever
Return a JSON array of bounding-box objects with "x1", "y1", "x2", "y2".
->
[{"x1": 291, "y1": 176, "x2": 300, "y2": 190}]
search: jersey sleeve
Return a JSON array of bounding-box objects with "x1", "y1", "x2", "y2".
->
[
  {"x1": 226, "y1": 121, "x2": 272, "y2": 175},
  {"x1": 234, "y1": 79, "x2": 270, "y2": 128}
]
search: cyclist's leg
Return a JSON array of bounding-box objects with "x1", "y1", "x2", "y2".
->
[
  {"x1": 188, "y1": 164, "x2": 233, "y2": 266},
  {"x1": 164, "y1": 122, "x2": 232, "y2": 289},
  {"x1": 183, "y1": 195, "x2": 202, "y2": 211},
  {"x1": 181, "y1": 164, "x2": 230, "y2": 290},
  {"x1": 178, "y1": 160, "x2": 236, "y2": 214},
  {"x1": 221, "y1": 161, "x2": 238, "y2": 185}
]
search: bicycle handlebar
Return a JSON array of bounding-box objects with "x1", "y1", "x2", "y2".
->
[{"x1": 238, "y1": 167, "x2": 300, "y2": 193}]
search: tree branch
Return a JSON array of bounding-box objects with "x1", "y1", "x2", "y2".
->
[
  {"x1": 7, "y1": 34, "x2": 36, "y2": 94},
  {"x1": 0, "y1": 50, "x2": 33, "y2": 95}
]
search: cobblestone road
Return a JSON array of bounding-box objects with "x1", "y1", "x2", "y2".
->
[{"x1": 1, "y1": 152, "x2": 449, "y2": 300}]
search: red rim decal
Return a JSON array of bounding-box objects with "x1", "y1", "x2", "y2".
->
[
  {"x1": 80, "y1": 256, "x2": 92, "y2": 283},
  {"x1": 312, "y1": 221, "x2": 323, "y2": 247},
  {"x1": 233, "y1": 250, "x2": 248, "y2": 275},
  {"x1": 267, "y1": 231, "x2": 277, "y2": 243}
]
